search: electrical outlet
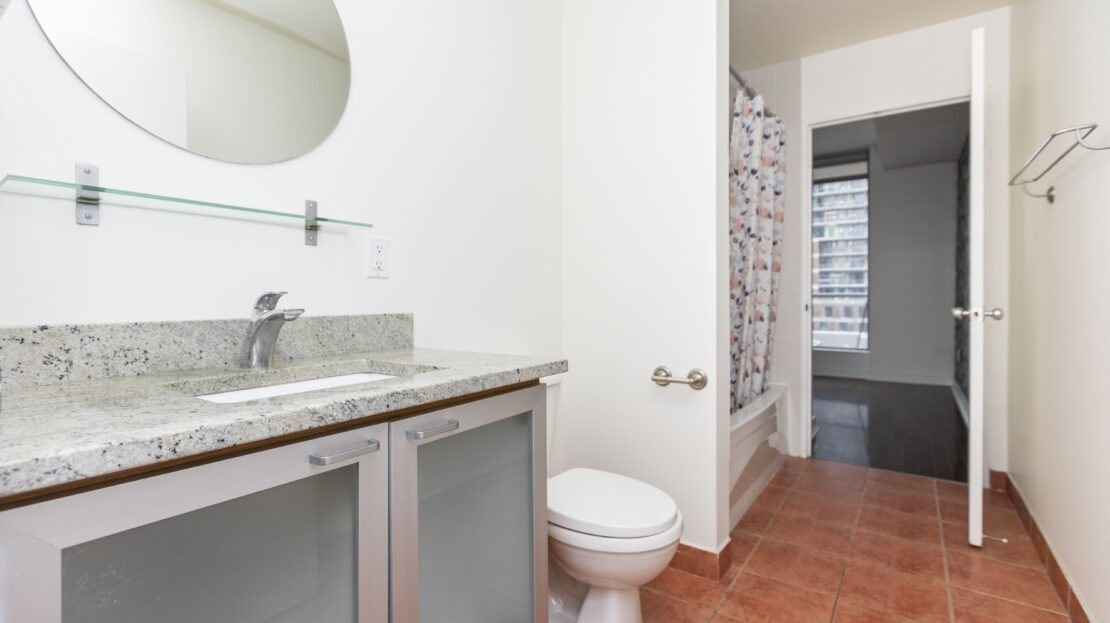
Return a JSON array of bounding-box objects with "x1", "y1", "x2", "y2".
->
[{"x1": 367, "y1": 236, "x2": 389, "y2": 279}]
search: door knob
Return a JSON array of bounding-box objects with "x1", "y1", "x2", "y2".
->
[{"x1": 952, "y1": 307, "x2": 1003, "y2": 320}]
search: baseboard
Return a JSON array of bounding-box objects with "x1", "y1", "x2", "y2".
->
[
  {"x1": 669, "y1": 539, "x2": 732, "y2": 582},
  {"x1": 952, "y1": 383, "x2": 970, "y2": 427},
  {"x1": 988, "y1": 469, "x2": 1006, "y2": 491},
  {"x1": 812, "y1": 369, "x2": 954, "y2": 387},
  {"x1": 1001, "y1": 472, "x2": 1092, "y2": 623},
  {"x1": 866, "y1": 371, "x2": 953, "y2": 386}
]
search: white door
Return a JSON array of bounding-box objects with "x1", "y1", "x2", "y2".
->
[{"x1": 961, "y1": 27, "x2": 993, "y2": 548}]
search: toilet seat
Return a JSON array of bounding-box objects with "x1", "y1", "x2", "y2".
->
[
  {"x1": 548, "y1": 510, "x2": 684, "y2": 554},
  {"x1": 548, "y1": 468, "x2": 678, "y2": 538}
]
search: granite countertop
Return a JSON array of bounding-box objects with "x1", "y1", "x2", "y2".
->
[{"x1": 0, "y1": 315, "x2": 567, "y2": 501}]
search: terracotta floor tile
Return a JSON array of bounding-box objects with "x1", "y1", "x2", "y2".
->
[
  {"x1": 764, "y1": 512, "x2": 855, "y2": 556},
  {"x1": 808, "y1": 459, "x2": 869, "y2": 483},
  {"x1": 744, "y1": 539, "x2": 847, "y2": 595},
  {"x1": 945, "y1": 549, "x2": 1064, "y2": 612},
  {"x1": 645, "y1": 566, "x2": 736, "y2": 610},
  {"x1": 951, "y1": 587, "x2": 1068, "y2": 623},
  {"x1": 735, "y1": 504, "x2": 777, "y2": 536},
  {"x1": 770, "y1": 467, "x2": 804, "y2": 488},
  {"x1": 778, "y1": 490, "x2": 861, "y2": 526},
  {"x1": 831, "y1": 601, "x2": 904, "y2": 623},
  {"x1": 729, "y1": 531, "x2": 760, "y2": 568},
  {"x1": 867, "y1": 469, "x2": 936, "y2": 496},
  {"x1": 717, "y1": 572, "x2": 836, "y2": 623},
  {"x1": 941, "y1": 513, "x2": 1028, "y2": 545},
  {"x1": 640, "y1": 587, "x2": 717, "y2": 623},
  {"x1": 940, "y1": 521, "x2": 1042, "y2": 570},
  {"x1": 850, "y1": 530, "x2": 946, "y2": 582},
  {"x1": 705, "y1": 460, "x2": 1071, "y2": 623},
  {"x1": 863, "y1": 483, "x2": 938, "y2": 517},
  {"x1": 839, "y1": 561, "x2": 951, "y2": 623},
  {"x1": 938, "y1": 497, "x2": 1023, "y2": 532},
  {"x1": 935, "y1": 480, "x2": 1012, "y2": 508},
  {"x1": 752, "y1": 485, "x2": 791, "y2": 510},
  {"x1": 857, "y1": 506, "x2": 942, "y2": 547},
  {"x1": 794, "y1": 472, "x2": 866, "y2": 501}
]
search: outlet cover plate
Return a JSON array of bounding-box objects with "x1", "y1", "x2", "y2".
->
[{"x1": 367, "y1": 235, "x2": 389, "y2": 279}]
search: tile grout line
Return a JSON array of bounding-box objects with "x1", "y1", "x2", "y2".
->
[
  {"x1": 933, "y1": 477, "x2": 958, "y2": 623},
  {"x1": 826, "y1": 466, "x2": 868, "y2": 623}
]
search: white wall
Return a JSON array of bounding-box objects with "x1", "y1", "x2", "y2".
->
[
  {"x1": 1009, "y1": 0, "x2": 1110, "y2": 619},
  {"x1": 737, "y1": 60, "x2": 804, "y2": 456},
  {"x1": 0, "y1": 0, "x2": 563, "y2": 359},
  {"x1": 814, "y1": 154, "x2": 958, "y2": 386},
  {"x1": 560, "y1": 0, "x2": 730, "y2": 553},
  {"x1": 752, "y1": 8, "x2": 1011, "y2": 469}
]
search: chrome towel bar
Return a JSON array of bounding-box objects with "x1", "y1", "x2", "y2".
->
[
  {"x1": 1010, "y1": 123, "x2": 1110, "y2": 203},
  {"x1": 651, "y1": 366, "x2": 708, "y2": 390}
]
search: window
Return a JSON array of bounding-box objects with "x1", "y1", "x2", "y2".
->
[{"x1": 812, "y1": 162, "x2": 869, "y2": 350}]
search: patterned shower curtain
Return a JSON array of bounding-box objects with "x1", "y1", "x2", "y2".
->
[{"x1": 729, "y1": 92, "x2": 786, "y2": 412}]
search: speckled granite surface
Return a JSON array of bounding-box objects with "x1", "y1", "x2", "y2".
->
[
  {"x1": 0, "y1": 314, "x2": 414, "y2": 389},
  {"x1": 0, "y1": 316, "x2": 566, "y2": 499}
]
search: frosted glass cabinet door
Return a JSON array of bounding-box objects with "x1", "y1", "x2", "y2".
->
[
  {"x1": 0, "y1": 422, "x2": 389, "y2": 623},
  {"x1": 390, "y1": 386, "x2": 547, "y2": 623}
]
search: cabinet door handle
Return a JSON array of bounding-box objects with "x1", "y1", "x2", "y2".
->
[
  {"x1": 309, "y1": 439, "x2": 380, "y2": 465},
  {"x1": 405, "y1": 419, "x2": 460, "y2": 440}
]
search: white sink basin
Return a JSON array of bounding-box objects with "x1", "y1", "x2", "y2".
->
[{"x1": 197, "y1": 373, "x2": 396, "y2": 404}]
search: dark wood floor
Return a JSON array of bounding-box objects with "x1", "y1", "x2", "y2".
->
[{"x1": 812, "y1": 376, "x2": 968, "y2": 482}]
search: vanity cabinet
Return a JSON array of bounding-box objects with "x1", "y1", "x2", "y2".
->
[
  {"x1": 0, "y1": 386, "x2": 547, "y2": 623},
  {"x1": 0, "y1": 422, "x2": 390, "y2": 623},
  {"x1": 390, "y1": 385, "x2": 548, "y2": 623}
]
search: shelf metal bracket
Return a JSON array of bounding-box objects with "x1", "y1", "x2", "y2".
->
[
  {"x1": 305, "y1": 199, "x2": 319, "y2": 246},
  {"x1": 75, "y1": 162, "x2": 100, "y2": 226}
]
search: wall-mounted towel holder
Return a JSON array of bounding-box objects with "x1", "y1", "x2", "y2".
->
[{"x1": 1010, "y1": 123, "x2": 1110, "y2": 203}]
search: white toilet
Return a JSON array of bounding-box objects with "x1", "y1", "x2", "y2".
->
[
  {"x1": 543, "y1": 376, "x2": 683, "y2": 623},
  {"x1": 548, "y1": 468, "x2": 683, "y2": 622}
]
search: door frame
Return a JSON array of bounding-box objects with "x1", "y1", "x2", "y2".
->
[{"x1": 798, "y1": 95, "x2": 972, "y2": 458}]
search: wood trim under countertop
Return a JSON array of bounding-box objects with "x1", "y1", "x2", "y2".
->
[{"x1": 0, "y1": 379, "x2": 539, "y2": 513}]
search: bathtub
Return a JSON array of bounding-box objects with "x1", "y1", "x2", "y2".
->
[{"x1": 729, "y1": 384, "x2": 788, "y2": 530}]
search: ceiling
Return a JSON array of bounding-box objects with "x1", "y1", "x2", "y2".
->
[
  {"x1": 814, "y1": 103, "x2": 970, "y2": 170},
  {"x1": 730, "y1": 0, "x2": 1013, "y2": 71}
]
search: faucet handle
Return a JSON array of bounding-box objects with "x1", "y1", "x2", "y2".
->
[{"x1": 254, "y1": 291, "x2": 287, "y2": 312}]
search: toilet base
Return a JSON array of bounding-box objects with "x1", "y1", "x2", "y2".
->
[{"x1": 578, "y1": 586, "x2": 643, "y2": 623}]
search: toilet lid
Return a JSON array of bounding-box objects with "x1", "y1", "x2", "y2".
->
[{"x1": 548, "y1": 468, "x2": 678, "y2": 538}]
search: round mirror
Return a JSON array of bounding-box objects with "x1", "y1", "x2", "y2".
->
[{"x1": 28, "y1": 0, "x2": 351, "y2": 164}]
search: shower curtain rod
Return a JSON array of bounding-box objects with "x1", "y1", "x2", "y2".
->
[{"x1": 729, "y1": 65, "x2": 777, "y2": 118}]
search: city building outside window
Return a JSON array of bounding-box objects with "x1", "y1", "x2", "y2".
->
[{"x1": 812, "y1": 159, "x2": 869, "y2": 350}]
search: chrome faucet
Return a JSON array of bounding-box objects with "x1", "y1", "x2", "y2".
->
[{"x1": 242, "y1": 291, "x2": 304, "y2": 369}]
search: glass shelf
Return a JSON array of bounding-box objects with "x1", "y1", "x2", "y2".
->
[{"x1": 0, "y1": 173, "x2": 373, "y2": 230}]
